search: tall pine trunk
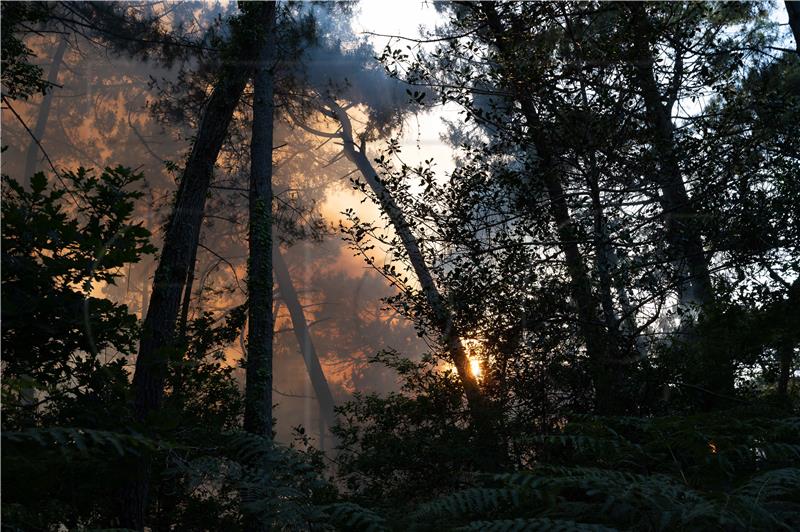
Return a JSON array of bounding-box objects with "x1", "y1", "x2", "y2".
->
[
  {"x1": 244, "y1": 1, "x2": 278, "y2": 440},
  {"x1": 627, "y1": 4, "x2": 728, "y2": 401},
  {"x1": 629, "y1": 15, "x2": 714, "y2": 310},
  {"x1": 478, "y1": 3, "x2": 619, "y2": 414},
  {"x1": 24, "y1": 37, "x2": 67, "y2": 178}
]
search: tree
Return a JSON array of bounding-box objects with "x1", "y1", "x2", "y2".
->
[
  {"x1": 125, "y1": 5, "x2": 277, "y2": 527},
  {"x1": 273, "y1": 243, "x2": 337, "y2": 436},
  {"x1": 243, "y1": 0, "x2": 278, "y2": 443}
]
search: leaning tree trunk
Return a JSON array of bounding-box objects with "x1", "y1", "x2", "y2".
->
[
  {"x1": 23, "y1": 37, "x2": 67, "y2": 178},
  {"x1": 133, "y1": 42, "x2": 257, "y2": 425},
  {"x1": 244, "y1": 0, "x2": 278, "y2": 442},
  {"x1": 273, "y1": 244, "x2": 337, "y2": 437},
  {"x1": 478, "y1": 3, "x2": 619, "y2": 414},
  {"x1": 533, "y1": 146, "x2": 618, "y2": 413},
  {"x1": 630, "y1": 50, "x2": 714, "y2": 310},
  {"x1": 328, "y1": 102, "x2": 497, "y2": 455},
  {"x1": 124, "y1": 5, "x2": 273, "y2": 527},
  {"x1": 628, "y1": 5, "x2": 728, "y2": 402},
  {"x1": 177, "y1": 235, "x2": 198, "y2": 343},
  {"x1": 18, "y1": 37, "x2": 68, "y2": 423}
]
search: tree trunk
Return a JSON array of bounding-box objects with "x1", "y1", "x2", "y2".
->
[
  {"x1": 777, "y1": 342, "x2": 793, "y2": 400},
  {"x1": 273, "y1": 244, "x2": 337, "y2": 436},
  {"x1": 629, "y1": 6, "x2": 714, "y2": 311},
  {"x1": 535, "y1": 148, "x2": 617, "y2": 413},
  {"x1": 177, "y1": 235, "x2": 198, "y2": 342},
  {"x1": 777, "y1": 279, "x2": 799, "y2": 401},
  {"x1": 478, "y1": 3, "x2": 619, "y2": 414},
  {"x1": 627, "y1": 5, "x2": 729, "y2": 401},
  {"x1": 18, "y1": 37, "x2": 69, "y2": 423},
  {"x1": 243, "y1": 1, "x2": 277, "y2": 444},
  {"x1": 125, "y1": 6, "x2": 272, "y2": 527},
  {"x1": 24, "y1": 37, "x2": 67, "y2": 178},
  {"x1": 327, "y1": 102, "x2": 501, "y2": 460}
]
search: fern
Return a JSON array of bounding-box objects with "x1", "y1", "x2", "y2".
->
[
  {"x1": 458, "y1": 518, "x2": 618, "y2": 531},
  {"x1": 402, "y1": 408, "x2": 800, "y2": 531},
  {"x1": 2, "y1": 427, "x2": 159, "y2": 456},
  {"x1": 322, "y1": 502, "x2": 389, "y2": 531},
  {"x1": 416, "y1": 487, "x2": 521, "y2": 519}
]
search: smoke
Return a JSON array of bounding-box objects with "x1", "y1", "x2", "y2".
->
[
  {"x1": 289, "y1": 2, "x2": 424, "y2": 137},
  {"x1": 1, "y1": 2, "x2": 427, "y2": 448}
]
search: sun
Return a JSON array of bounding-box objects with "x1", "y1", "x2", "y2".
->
[{"x1": 469, "y1": 357, "x2": 482, "y2": 379}]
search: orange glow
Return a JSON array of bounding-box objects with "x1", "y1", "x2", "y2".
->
[
  {"x1": 469, "y1": 357, "x2": 482, "y2": 379},
  {"x1": 708, "y1": 441, "x2": 718, "y2": 454}
]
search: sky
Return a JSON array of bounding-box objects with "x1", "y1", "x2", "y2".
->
[{"x1": 354, "y1": 0, "x2": 462, "y2": 173}]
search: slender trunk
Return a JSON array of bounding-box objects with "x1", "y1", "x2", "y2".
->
[
  {"x1": 133, "y1": 59, "x2": 252, "y2": 425},
  {"x1": 331, "y1": 104, "x2": 487, "y2": 420},
  {"x1": 628, "y1": 6, "x2": 727, "y2": 401},
  {"x1": 124, "y1": 7, "x2": 270, "y2": 527},
  {"x1": 535, "y1": 149, "x2": 617, "y2": 412},
  {"x1": 611, "y1": 254, "x2": 648, "y2": 358},
  {"x1": 24, "y1": 37, "x2": 67, "y2": 178},
  {"x1": 18, "y1": 38, "x2": 69, "y2": 423},
  {"x1": 273, "y1": 244, "x2": 337, "y2": 433},
  {"x1": 241, "y1": 6, "x2": 277, "y2": 530},
  {"x1": 327, "y1": 102, "x2": 502, "y2": 462},
  {"x1": 243, "y1": 1, "x2": 277, "y2": 441},
  {"x1": 629, "y1": 7, "x2": 714, "y2": 311},
  {"x1": 777, "y1": 342, "x2": 793, "y2": 400},
  {"x1": 140, "y1": 264, "x2": 149, "y2": 319},
  {"x1": 478, "y1": 3, "x2": 618, "y2": 413},
  {"x1": 177, "y1": 236, "x2": 198, "y2": 342},
  {"x1": 778, "y1": 279, "x2": 799, "y2": 401},
  {"x1": 586, "y1": 166, "x2": 619, "y2": 336}
]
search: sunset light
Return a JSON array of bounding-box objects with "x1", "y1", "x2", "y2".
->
[{"x1": 469, "y1": 357, "x2": 482, "y2": 379}]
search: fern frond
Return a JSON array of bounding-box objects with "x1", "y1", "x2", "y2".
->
[
  {"x1": 2, "y1": 427, "x2": 159, "y2": 456},
  {"x1": 459, "y1": 517, "x2": 619, "y2": 532},
  {"x1": 323, "y1": 502, "x2": 389, "y2": 531}
]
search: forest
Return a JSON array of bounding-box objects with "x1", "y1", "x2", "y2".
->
[{"x1": 1, "y1": 1, "x2": 799, "y2": 530}]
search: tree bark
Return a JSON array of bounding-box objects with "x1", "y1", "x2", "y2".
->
[
  {"x1": 241, "y1": 7, "x2": 277, "y2": 531},
  {"x1": 330, "y1": 103, "x2": 485, "y2": 409},
  {"x1": 177, "y1": 234, "x2": 198, "y2": 343},
  {"x1": 627, "y1": 5, "x2": 730, "y2": 402},
  {"x1": 777, "y1": 279, "x2": 799, "y2": 401},
  {"x1": 273, "y1": 243, "x2": 337, "y2": 435},
  {"x1": 23, "y1": 37, "x2": 67, "y2": 179},
  {"x1": 629, "y1": 5, "x2": 714, "y2": 311},
  {"x1": 478, "y1": 3, "x2": 620, "y2": 413},
  {"x1": 535, "y1": 148, "x2": 618, "y2": 413},
  {"x1": 777, "y1": 342, "x2": 793, "y2": 400},
  {"x1": 243, "y1": 1, "x2": 277, "y2": 442},
  {"x1": 133, "y1": 63, "x2": 250, "y2": 422}
]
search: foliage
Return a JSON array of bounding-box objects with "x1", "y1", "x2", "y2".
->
[
  {"x1": 2, "y1": 167, "x2": 154, "y2": 429},
  {"x1": 333, "y1": 350, "x2": 477, "y2": 506},
  {"x1": 406, "y1": 408, "x2": 800, "y2": 531},
  {"x1": 0, "y1": 1, "x2": 54, "y2": 100}
]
